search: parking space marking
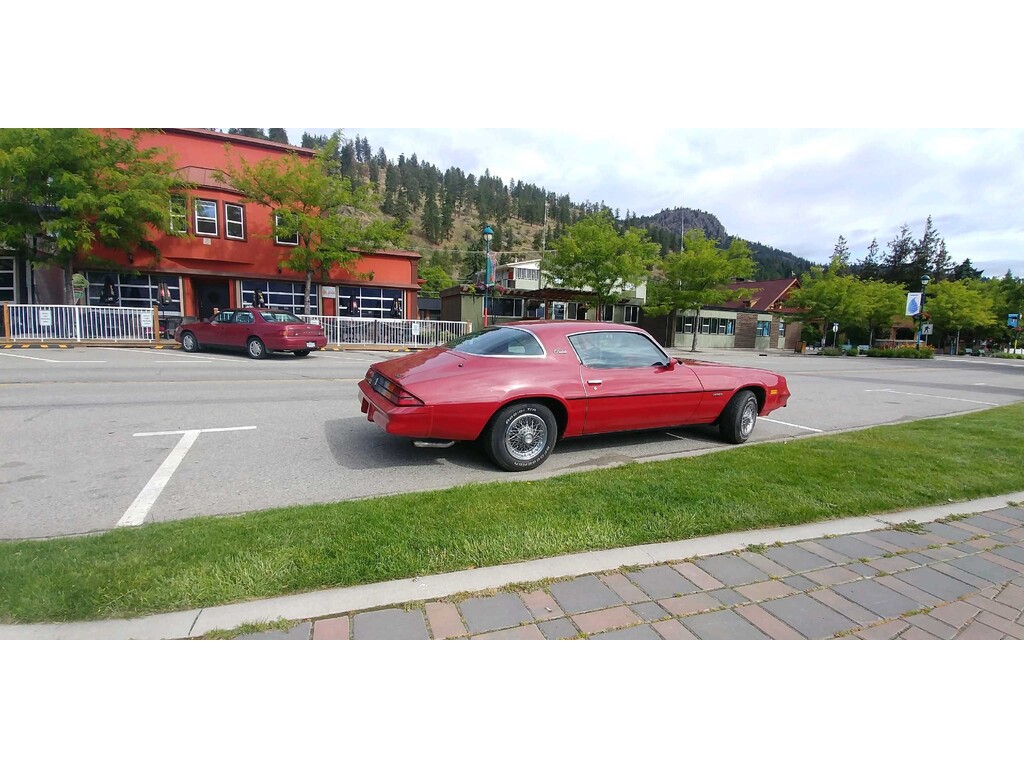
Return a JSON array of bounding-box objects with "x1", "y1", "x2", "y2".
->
[
  {"x1": 864, "y1": 388, "x2": 999, "y2": 406},
  {"x1": 0, "y1": 352, "x2": 105, "y2": 363},
  {"x1": 119, "y1": 426, "x2": 257, "y2": 527},
  {"x1": 760, "y1": 418, "x2": 823, "y2": 433}
]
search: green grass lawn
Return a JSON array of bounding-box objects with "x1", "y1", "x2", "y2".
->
[{"x1": 2, "y1": 403, "x2": 1023, "y2": 624}]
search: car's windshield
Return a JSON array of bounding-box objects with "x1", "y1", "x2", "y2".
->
[
  {"x1": 445, "y1": 326, "x2": 543, "y2": 356},
  {"x1": 259, "y1": 311, "x2": 303, "y2": 324}
]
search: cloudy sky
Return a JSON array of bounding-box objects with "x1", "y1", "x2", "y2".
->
[
  {"x1": 296, "y1": 127, "x2": 1024, "y2": 277},
  {"x1": 14, "y1": 2, "x2": 1022, "y2": 279}
]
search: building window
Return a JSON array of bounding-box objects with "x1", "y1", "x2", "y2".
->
[
  {"x1": 225, "y1": 204, "x2": 245, "y2": 240},
  {"x1": 169, "y1": 195, "x2": 187, "y2": 235},
  {"x1": 623, "y1": 305, "x2": 640, "y2": 323},
  {"x1": 514, "y1": 267, "x2": 539, "y2": 281},
  {"x1": 489, "y1": 297, "x2": 524, "y2": 318},
  {"x1": 194, "y1": 199, "x2": 218, "y2": 236},
  {"x1": 274, "y1": 213, "x2": 299, "y2": 246},
  {"x1": 242, "y1": 279, "x2": 320, "y2": 316},
  {"x1": 675, "y1": 314, "x2": 696, "y2": 334},
  {"x1": 85, "y1": 272, "x2": 181, "y2": 313},
  {"x1": 600, "y1": 305, "x2": 614, "y2": 322},
  {"x1": 778, "y1": 320, "x2": 786, "y2": 337},
  {"x1": 757, "y1": 320, "x2": 772, "y2": 337}
]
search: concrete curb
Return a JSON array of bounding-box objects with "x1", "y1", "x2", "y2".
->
[{"x1": 3, "y1": 491, "x2": 1021, "y2": 640}]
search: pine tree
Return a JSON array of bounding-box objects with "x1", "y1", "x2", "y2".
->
[
  {"x1": 267, "y1": 128, "x2": 289, "y2": 144},
  {"x1": 421, "y1": 190, "x2": 442, "y2": 244},
  {"x1": 932, "y1": 238, "x2": 953, "y2": 281},
  {"x1": 228, "y1": 128, "x2": 268, "y2": 139},
  {"x1": 912, "y1": 215, "x2": 939, "y2": 284},
  {"x1": 881, "y1": 224, "x2": 916, "y2": 287},
  {"x1": 830, "y1": 235, "x2": 851, "y2": 275}
]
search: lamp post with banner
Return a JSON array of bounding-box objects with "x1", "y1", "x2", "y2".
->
[
  {"x1": 482, "y1": 225, "x2": 494, "y2": 327},
  {"x1": 916, "y1": 274, "x2": 931, "y2": 350}
]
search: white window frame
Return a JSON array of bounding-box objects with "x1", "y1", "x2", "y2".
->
[
  {"x1": 225, "y1": 203, "x2": 245, "y2": 240},
  {"x1": 194, "y1": 198, "x2": 218, "y2": 236},
  {"x1": 275, "y1": 213, "x2": 299, "y2": 246},
  {"x1": 623, "y1": 305, "x2": 640, "y2": 324}
]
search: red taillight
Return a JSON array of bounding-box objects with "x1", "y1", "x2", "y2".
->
[{"x1": 367, "y1": 369, "x2": 423, "y2": 407}]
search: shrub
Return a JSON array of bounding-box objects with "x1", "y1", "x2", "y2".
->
[
  {"x1": 817, "y1": 347, "x2": 844, "y2": 356},
  {"x1": 844, "y1": 347, "x2": 860, "y2": 356},
  {"x1": 865, "y1": 345, "x2": 934, "y2": 359}
]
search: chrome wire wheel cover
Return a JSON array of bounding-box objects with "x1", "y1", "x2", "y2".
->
[
  {"x1": 505, "y1": 413, "x2": 548, "y2": 461},
  {"x1": 740, "y1": 400, "x2": 757, "y2": 438}
]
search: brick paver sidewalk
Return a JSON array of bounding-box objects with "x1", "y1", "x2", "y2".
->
[{"x1": 234, "y1": 505, "x2": 1024, "y2": 640}]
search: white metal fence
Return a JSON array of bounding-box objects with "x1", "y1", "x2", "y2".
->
[
  {"x1": 298, "y1": 315, "x2": 471, "y2": 348},
  {"x1": 3, "y1": 304, "x2": 161, "y2": 342}
]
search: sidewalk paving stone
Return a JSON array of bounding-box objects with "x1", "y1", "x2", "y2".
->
[
  {"x1": 994, "y1": 583, "x2": 1024, "y2": 610},
  {"x1": 237, "y1": 621, "x2": 312, "y2": 640},
  {"x1": 963, "y1": 514, "x2": 1015, "y2": 533},
  {"x1": 924, "y1": 522, "x2": 973, "y2": 543},
  {"x1": 625, "y1": 565, "x2": 700, "y2": 599},
  {"x1": 815, "y1": 536, "x2": 888, "y2": 560},
  {"x1": 973, "y1": 612, "x2": 1024, "y2": 639},
  {"x1": 760, "y1": 594, "x2": 859, "y2": 638},
  {"x1": 844, "y1": 562, "x2": 881, "y2": 578},
  {"x1": 874, "y1": 575, "x2": 944, "y2": 608},
  {"x1": 736, "y1": 580, "x2": 798, "y2": 602},
  {"x1": 680, "y1": 609, "x2": 770, "y2": 639},
  {"x1": 695, "y1": 554, "x2": 770, "y2": 586},
  {"x1": 949, "y1": 554, "x2": 1020, "y2": 584},
  {"x1": 809, "y1": 589, "x2": 881, "y2": 625},
  {"x1": 890, "y1": 567, "x2": 976, "y2": 602},
  {"x1": 870, "y1": 530, "x2": 937, "y2": 550},
  {"x1": 590, "y1": 624, "x2": 661, "y2": 640},
  {"x1": 955, "y1": 620, "x2": 1004, "y2": 639},
  {"x1": 781, "y1": 574, "x2": 819, "y2": 591},
  {"x1": 901, "y1": 626, "x2": 941, "y2": 640},
  {"x1": 736, "y1": 551, "x2": 792, "y2": 578},
  {"x1": 631, "y1": 602, "x2": 671, "y2": 622},
  {"x1": 548, "y1": 576, "x2": 623, "y2": 614},
  {"x1": 854, "y1": 619, "x2": 908, "y2": 639},
  {"x1": 312, "y1": 616, "x2": 349, "y2": 640},
  {"x1": 353, "y1": 608, "x2": 429, "y2": 640},
  {"x1": 600, "y1": 573, "x2": 650, "y2": 604},
  {"x1": 571, "y1": 606, "x2": 641, "y2": 635},
  {"x1": 831, "y1": 581, "x2": 923, "y2": 619},
  {"x1": 915, "y1": 546, "x2": 965, "y2": 562},
  {"x1": 520, "y1": 589, "x2": 564, "y2": 621},
  {"x1": 538, "y1": 618, "x2": 579, "y2": 640},
  {"x1": 658, "y1": 593, "x2": 722, "y2": 617},
  {"x1": 761, "y1": 543, "x2": 834, "y2": 573},
  {"x1": 930, "y1": 562, "x2": 993, "y2": 590},
  {"x1": 471, "y1": 625, "x2": 545, "y2": 640},
  {"x1": 671, "y1": 562, "x2": 726, "y2": 590},
  {"x1": 990, "y1": 545, "x2": 1024, "y2": 565},
  {"x1": 964, "y1": 595, "x2": 1021, "y2": 622},
  {"x1": 425, "y1": 602, "x2": 466, "y2": 639},
  {"x1": 652, "y1": 619, "x2": 698, "y2": 640},
  {"x1": 733, "y1": 604, "x2": 804, "y2": 639},
  {"x1": 459, "y1": 593, "x2": 533, "y2": 634},
  {"x1": 905, "y1": 613, "x2": 959, "y2": 639},
  {"x1": 993, "y1": 506, "x2": 1024, "y2": 522},
  {"x1": 796, "y1": 540, "x2": 853, "y2": 565},
  {"x1": 920, "y1": 601, "x2": 980, "y2": 630},
  {"x1": 708, "y1": 587, "x2": 748, "y2": 606},
  {"x1": 902, "y1": 552, "x2": 933, "y2": 565},
  {"x1": 805, "y1": 566, "x2": 860, "y2": 587},
  {"x1": 870, "y1": 554, "x2": 918, "y2": 573}
]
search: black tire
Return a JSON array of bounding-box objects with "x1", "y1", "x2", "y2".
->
[
  {"x1": 181, "y1": 331, "x2": 200, "y2": 353},
  {"x1": 246, "y1": 336, "x2": 267, "y2": 359},
  {"x1": 293, "y1": 350, "x2": 311, "y2": 357},
  {"x1": 485, "y1": 402, "x2": 557, "y2": 471},
  {"x1": 719, "y1": 390, "x2": 758, "y2": 444}
]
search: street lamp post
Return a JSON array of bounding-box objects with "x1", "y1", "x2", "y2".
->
[
  {"x1": 917, "y1": 273, "x2": 931, "y2": 350},
  {"x1": 482, "y1": 225, "x2": 494, "y2": 327}
]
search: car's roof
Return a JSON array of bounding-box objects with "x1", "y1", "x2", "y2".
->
[{"x1": 506, "y1": 320, "x2": 644, "y2": 338}]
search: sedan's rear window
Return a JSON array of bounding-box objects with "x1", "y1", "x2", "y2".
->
[
  {"x1": 445, "y1": 326, "x2": 543, "y2": 356},
  {"x1": 259, "y1": 311, "x2": 302, "y2": 323}
]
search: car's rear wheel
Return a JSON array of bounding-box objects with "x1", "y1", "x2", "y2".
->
[
  {"x1": 486, "y1": 402, "x2": 557, "y2": 471},
  {"x1": 181, "y1": 332, "x2": 200, "y2": 352},
  {"x1": 247, "y1": 337, "x2": 267, "y2": 359},
  {"x1": 293, "y1": 350, "x2": 311, "y2": 357},
  {"x1": 719, "y1": 390, "x2": 758, "y2": 444}
]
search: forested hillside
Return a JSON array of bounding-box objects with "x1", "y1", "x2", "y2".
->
[{"x1": 224, "y1": 128, "x2": 816, "y2": 281}]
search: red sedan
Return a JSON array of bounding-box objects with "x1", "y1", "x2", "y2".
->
[
  {"x1": 358, "y1": 320, "x2": 791, "y2": 471},
  {"x1": 175, "y1": 308, "x2": 327, "y2": 359}
]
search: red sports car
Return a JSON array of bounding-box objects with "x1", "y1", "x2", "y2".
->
[
  {"x1": 358, "y1": 320, "x2": 791, "y2": 471},
  {"x1": 175, "y1": 308, "x2": 327, "y2": 359}
]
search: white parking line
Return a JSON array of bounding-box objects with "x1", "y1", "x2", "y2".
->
[
  {"x1": 0, "y1": 352, "x2": 106, "y2": 363},
  {"x1": 864, "y1": 388, "x2": 1000, "y2": 406},
  {"x1": 119, "y1": 426, "x2": 257, "y2": 527},
  {"x1": 760, "y1": 418, "x2": 824, "y2": 433}
]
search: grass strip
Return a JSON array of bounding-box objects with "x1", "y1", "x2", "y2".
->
[{"x1": 1, "y1": 403, "x2": 1022, "y2": 624}]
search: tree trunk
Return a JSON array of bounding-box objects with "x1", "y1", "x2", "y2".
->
[
  {"x1": 690, "y1": 308, "x2": 700, "y2": 352},
  {"x1": 304, "y1": 271, "x2": 313, "y2": 315},
  {"x1": 63, "y1": 253, "x2": 74, "y2": 305}
]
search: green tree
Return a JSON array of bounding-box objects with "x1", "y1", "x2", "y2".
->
[
  {"x1": 830, "y1": 235, "x2": 851, "y2": 275},
  {"x1": 544, "y1": 211, "x2": 660, "y2": 320},
  {"x1": 859, "y1": 279, "x2": 907, "y2": 345},
  {"x1": 645, "y1": 230, "x2": 756, "y2": 351},
  {"x1": 419, "y1": 263, "x2": 456, "y2": 294},
  {"x1": 786, "y1": 266, "x2": 863, "y2": 344},
  {"x1": 218, "y1": 131, "x2": 405, "y2": 314},
  {"x1": 228, "y1": 128, "x2": 268, "y2": 139},
  {"x1": 927, "y1": 279, "x2": 997, "y2": 352},
  {"x1": 0, "y1": 128, "x2": 184, "y2": 303},
  {"x1": 267, "y1": 128, "x2": 289, "y2": 144}
]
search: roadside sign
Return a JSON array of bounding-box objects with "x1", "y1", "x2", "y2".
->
[
  {"x1": 39, "y1": 309, "x2": 52, "y2": 327},
  {"x1": 1010, "y1": 313, "x2": 1020, "y2": 328},
  {"x1": 922, "y1": 323, "x2": 934, "y2": 335},
  {"x1": 832, "y1": 323, "x2": 839, "y2": 333},
  {"x1": 411, "y1": 323, "x2": 421, "y2": 337},
  {"x1": 905, "y1": 293, "x2": 922, "y2": 316},
  {"x1": 140, "y1": 313, "x2": 153, "y2": 328}
]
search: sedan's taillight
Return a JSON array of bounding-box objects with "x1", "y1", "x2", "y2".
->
[{"x1": 366, "y1": 369, "x2": 423, "y2": 407}]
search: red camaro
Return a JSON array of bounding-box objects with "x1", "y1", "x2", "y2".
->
[
  {"x1": 175, "y1": 308, "x2": 327, "y2": 359},
  {"x1": 358, "y1": 320, "x2": 791, "y2": 471}
]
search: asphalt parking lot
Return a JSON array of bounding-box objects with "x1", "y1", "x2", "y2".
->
[{"x1": 1, "y1": 345, "x2": 1021, "y2": 540}]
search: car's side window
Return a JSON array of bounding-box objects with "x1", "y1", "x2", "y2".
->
[
  {"x1": 213, "y1": 310, "x2": 235, "y2": 324},
  {"x1": 235, "y1": 311, "x2": 254, "y2": 325},
  {"x1": 572, "y1": 331, "x2": 668, "y2": 368}
]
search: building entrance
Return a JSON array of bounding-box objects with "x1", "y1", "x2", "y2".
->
[{"x1": 193, "y1": 278, "x2": 231, "y2": 321}]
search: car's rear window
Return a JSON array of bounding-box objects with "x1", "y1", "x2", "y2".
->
[
  {"x1": 445, "y1": 326, "x2": 543, "y2": 356},
  {"x1": 259, "y1": 311, "x2": 302, "y2": 323}
]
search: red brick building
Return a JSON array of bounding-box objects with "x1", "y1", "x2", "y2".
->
[{"x1": 28, "y1": 128, "x2": 422, "y2": 326}]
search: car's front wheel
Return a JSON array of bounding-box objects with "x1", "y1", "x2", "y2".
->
[
  {"x1": 247, "y1": 337, "x2": 267, "y2": 359},
  {"x1": 719, "y1": 390, "x2": 758, "y2": 444},
  {"x1": 181, "y1": 332, "x2": 200, "y2": 353},
  {"x1": 485, "y1": 402, "x2": 557, "y2": 471}
]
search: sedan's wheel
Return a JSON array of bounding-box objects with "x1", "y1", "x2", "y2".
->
[
  {"x1": 486, "y1": 402, "x2": 557, "y2": 471},
  {"x1": 719, "y1": 390, "x2": 758, "y2": 444},
  {"x1": 247, "y1": 337, "x2": 267, "y2": 359},
  {"x1": 181, "y1": 332, "x2": 199, "y2": 353},
  {"x1": 293, "y1": 350, "x2": 311, "y2": 357}
]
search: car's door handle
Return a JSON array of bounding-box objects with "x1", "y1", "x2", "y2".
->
[{"x1": 587, "y1": 379, "x2": 602, "y2": 385}]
